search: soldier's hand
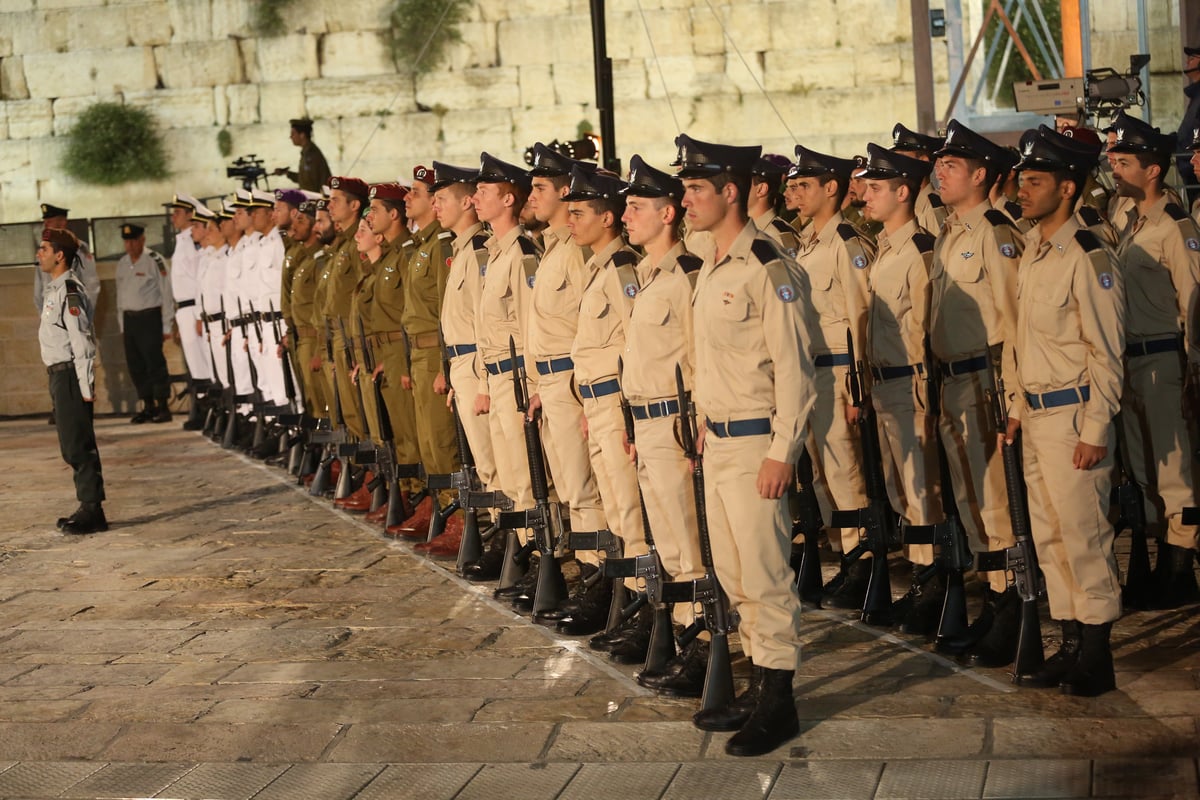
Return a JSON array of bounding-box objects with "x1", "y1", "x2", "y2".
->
[
  {"x1": 1000, "y1": 417, "x2": 1021, "y2": 447},
  {"x1": 446, "y1": 387, "x2": 455, "y2": 408},
  {"x1": 475, "y1": 393, "x2": 490, "y2": 415},
  {"x1": 1073, "y1": 442, "x2": 1107, "y2": 470},
  {"x1": 527, "y1": 393, "x2": 542, "y2": 422},
  {"x1": 272, "y1": 167, "x2": 288, "y2": 176},
  {"x1": 349, "y1": 365, "x2": 360, "y2": 385},
  {"x1": 372, "y1": 363, "x2": 384, "y2": 380},
  {"x1": 757, "y1": 457, "x2": 794, "y2": 500},
  {"x1": 400, "y1": 375, "x2": 413, "y2": 390},
  {"x1": 580, "y1": 414, "x2": 589, "y2": 439},
  {"x1": 433, "y1": 372, "x2": 447, "y2": 395},
  {"x1": 845, "y1": 404, "x2": 861, "y2": 425},
  {"x1": 276, "y1": 344, "x2": 283, "y2": 358},
  {"x1": 195, "y1": 320, "x2": 203, "y2": 337},
  {"x1": 624, "y1": 437, "x2": 637, "y2": 464},
  {"x1": 309, "y1": 356, "x2": 322, "y2": 372}
]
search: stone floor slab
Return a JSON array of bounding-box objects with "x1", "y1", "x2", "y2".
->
[
  {"x1": 875, "y1": 759, "x2": 987, "y2": 799},
  {"x1": 454, "y1": 763, "x2": 581, "y2": 800},
  {"x1": 63, "y1": 762, "x2": 195, "y2": 799},
  {"x1": 0, "y1": 762, "x2": 105, "y2": 798},
  {"x1": 354, "y1": 763, "x2": 482, "y2": 800},
  {"x1": 662, "y1": 762, "x2": 782, "y2": 800},
  {"x1": 327, "y1": 722, "x2": 554, "y2": 763},
  {"x1": 982, "y1": 759, "x2": 1092, "y2": 799},
  {"x1": 557, "y1": 762, "x2": 681, "y2": 800},
  {"x1": 767, "y1": 760, "x2": 884, "y2": 799},
  {"x1": 250, "y1": 763, "x2": 384, "y2": 800},
  {"x1": 547, "y1": 721, "x2": 706, "y2": 762},
  {"x1": 1092, "y1": 757, "x2": 1200, "y2": 797},
  {"x1": 154, "y1": 762, "x2": 290, "y2": 800}
]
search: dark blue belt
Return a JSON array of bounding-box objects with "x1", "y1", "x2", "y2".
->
[
  {"x1": 941, "y1": 354, "x2": 989, "y2": 377},
  {"x1": 630, "y1": 399, "x2": 680, "y2": 420},
  {"x1": 536, "y1": 356, "x2": 574, "y2": 375},
  {"x1": 445, "y1": 343, "x2": 477, "y2": 358},
  {"x1": 1125, "y1": 337, "x2": 1180, "y2": 359},
  {"x1": 706, "y1": 418, "x2": 772, "y2": 438},
  {"x1": 814, "y1": 353, "x2": 852, "y2": 367},
  {"x1": 578, "y1": 378, "x2": 620, "y2": 399},
  {"x1": 484, "y1": 355, "x2": 524, "y2": 375},
  {"x1": 871, "y1": 363, "x2": 923, "y2": 381},
  {"x1": 1025, "y1": 385, "x2": 1090, "y2": 410}
]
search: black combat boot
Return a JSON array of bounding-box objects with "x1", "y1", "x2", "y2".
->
[
  {"x1": 505, "y1": 556, "x2": 542, "y2": 608},
  {"x1": 539, "y1": 562, "x2": 598, "y2": 623},
  {"x1": 554, "y1": 569, "x2": 613, "y2": 636},
  {"x1": 151, "y1": 397, "x2": 172, "y2": 423},
  {"x1": 463, "y1": 532, "x2": 506, "y2": 582},
  {"x1": 637, "y1": 638, "x2": 709, "y2": 698},
  {"x1": 130, "y1": 400, "x2": 153, "y2": 424},
  {"x1": 960, "y1": 586, "x2": 1021, "y2": 668},
  {"x1": 183, "y1": 382, "x2": 206, "y2": 430},
  {"x1": 1059, "y1": 622, "x2": 1116, "y2": 697},
  {"x1": 724, "y1": 667, "x2": 800, "y2": 757},
  {"x1": 691, "y1": 662, "x2": 763, "y2": 730},
  {"x1": 823, "y1": 559, "x2": 871, "y2": 610},
  {"x1": 1148, "y1": 543, "x2": 1200, "y2": 610},
  {"x1": 894, "y1": 566, "x2": 947, "y2": 637},
  {"x1": 936, "y1": 587, "x2": 999, "y2": 655},
  {"x1": 60, "y1": 503, "x2": 108, "y2": 535},
  {"x1": 588, "y1": 605, "x2": 643, "y2": 652},
  {"x1": 607, "y1": 604, "x2": 655, "y2": 664},
  {"x1": 1015, "y1": 620, "x2": 1081, "y2": 688}
]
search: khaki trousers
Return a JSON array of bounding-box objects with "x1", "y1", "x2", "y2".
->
[
  {"x1": 410, "y1": 347, "x2": 461, "y2": 507},
  {"x1": 939, "y1": 370, "x2": 1014, "y2": 592},
  {"x1": 538, "y1": 370, "x2": 606, "y2": 565},
  {"x1": 449, "y1": 355, "x2": 499, "y2": 495},
  {"x1": 873, "y1": 374, "x2": 943, "y2": 565},
  {"x1": 704, "y1": 432, "x2": 803, "y2": 670},
  {"x1": 582, "y1": 392, "x2": 648, "y2": 589},
  {"x1": 377, "y1": 339, "x2": 422, "y2": 490},
  {"x1": 809, "y1": 365, "x2": 869, "y2": 552},
  {"x1": 486, "y1": 369, "x2": 533, "y2": 544},
  {"x1": 1121, "y1": 352, "x2": 1198, "y2": 549},
  {"x1": 1023, "y1": 405, "x2": 1121, "y2": 624}
]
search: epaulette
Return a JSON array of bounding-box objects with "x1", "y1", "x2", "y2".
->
[
  {"x1": 1077, "y1": 205, "x2": 1103, "y2": 227},
  {"x1": 928, "y1": 192, "x2": 950, "y2": 229},
  {"x1": 64, "y1": 278, "x2": 83, "y2": 296},
  {"x1": 1075, "y1": 229, "x2": 1117, "y2": 291},
  {"x1": 769, "y1": 217, "x2": 800, "y2": 256},
  {"x1": 471, "y1": 233, "x2": 490, "y2": 274},
  {"x1": 64, "y1": 278, "x2": 84, "y2": 315},
  {"x1": 436, "y1": 230, "x2": 453, "y2": 242},
  {"x1": 1166, "y1": 202, "x2": 1200, "y2": 250},
  {"x1": 836, "y1": 222, "x2": 872, "y2": 270},
  {"x1": 983, "y1": 208, "x2": 1021, "y2": 259},
  {"x1": 751, "y1": 238, "x2": 799, "y2": 303},
  {"x1": 1004, "y1": 199, "x2": 1022, "y2": 221},
  {"x1": 518, "y1": 234, "x2": 540, "y2": 288},
  {"x1": 912, "y1": 231, "x2": 936, "y2": 274},
  {"x1": 676, "y1": 253, "x2": 703, "y2": 274},
  {"x1": 611, "y1": 249, "x2": 640, "y2": 300},
  {"x1": 148, "y1": 249, "x2": 168, "y2": 276},
  {"x1": 1165, "y1": 202, "x2": 1189, "y2": 222},
  {"x1": 400, "y1": 238, "x2": 416, "y2": 249}
]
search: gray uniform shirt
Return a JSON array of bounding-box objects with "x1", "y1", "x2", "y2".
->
[
  {"x1": 115, "y1": 249, "x2": 172, "y2": 334},
  {"x1": 40, "y1": 272, "x2": 97, "y2": 398}
]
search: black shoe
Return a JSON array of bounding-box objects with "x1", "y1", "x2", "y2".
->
[
  {"x1": 1059, "y1": 622, "x2": 1116, "y2": 697},
  {"x1": 537, "y1": 562, "x2": 598, "y2": 623},
  {"x1": 182, "y1": 418, "x2": 205, "y2": 431},
  {"x1": 960, "y1": 586, "x2": 1021, "y2": 668},
  {"x1": 692, "y1": 662, "x2": 762, "y2": 730},
  {"x1": 637, "y1": 639, "x2": 709, "y2": 698},
  {"x1": 588, "y1": 607, "x2": 642, "y2": 652},
  {"x1": 608, "y1": 604, "x2": 655, "y2": 664},
  {"x1": 724, "y1": 668, "x2": 800, "y2": 757},
  {"x1": 1015, "y1": 620, "x2": 1081, "y2": 688},
  {"x1": 936, "y1": 588, "x2": 999, "y2": 655},
  {"x1": 61, "y1": 503, "x2": 108, "y2": 535},
  {"x1": 554, "y1": 572, "x2": 613, "y2": 636},
  {"x1": 823, "y1": 559, "x2": 871, "y2": 610},
  {"x1": 504, "y1": 558, "x2": 541, "y2": 607},
  {"x1": 151, "y1": 406, "x2": 173, "y2": 423},
  {"x1": 894, "y1": 567, "x2": 946, "y2": 637},
  {"x1": 130, "y1": 407, "x2": 153, "y2": 424},
  {"x1": 463, "y1": 533, "x2": 506, "y2": 582},
  {"x1": 1148, "y1": 543, "x2": 1200, "y2": 610}
]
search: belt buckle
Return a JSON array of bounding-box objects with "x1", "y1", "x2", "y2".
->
[{"x1": 651, "y1": 400, "x2": 669, "y2": 418}]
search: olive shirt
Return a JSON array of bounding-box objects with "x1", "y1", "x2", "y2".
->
[
  {"x1": 321, "y1": 219, "x2": 360, "y2": 325},
  {"x1": 289, "y1": 140, "x2": 332, "y2": 194},
  {"x1": 401, "y1": 220, "x2": 452, "y2": 338}
]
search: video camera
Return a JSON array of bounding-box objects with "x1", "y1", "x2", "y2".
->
[
  {"x1": 1012, "y1": 54, "x2": 1150, "y2": 123},
  {"x1": 522, "y1": 134, "x2": 602, "y2": 167},
  {"x1": 226, "y1": 155, "x2": 268, "y2": 190}
]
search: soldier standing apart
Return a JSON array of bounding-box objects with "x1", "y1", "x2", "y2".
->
[
  {"x1": 929, "y1": 121, "x2": 1024, "y2": 666},
  {"x1": 1007, "y1": 127, "x2": 1124, "y2": 696},
  {"x1": 1109, "y1": 112, "x2": 1200, "y2": 609},
  {"x1": 273, "y1": 118, "x2": 332, "y2": 193},
  {"x1": 858, "y1": 143, "x2": 947, "y2": 634},
  {"x1": 166, "y1": 192, "x2": 213, "y2": 429},
  {"x1": 790, "y1": 145, "x2": 873, "y2": 608},
  {"x1": 677, "y1": 134, "x2": 815, "y2": 757},
  {"x1": 39, "y1": 229, "x2": 107, "y2": 534},
  {"x1": 116, "y1": 223, "x2": 173, "y2": 424}
]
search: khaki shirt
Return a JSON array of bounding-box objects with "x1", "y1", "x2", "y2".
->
[
  {"x1": 694, "y1": 221, "x2": 817, "y2": 464},
  {"x1": 402, "y1": 220, "x2": 452, "y2": 337},
  {"x1": 867, "y1": 219, "x2": 931, "y2": 369},
  {"x1": 1116, "y1": 195, "x2": 1200, "y2": 357},
  {"x1": 1012, "y1": 217, "x2": 1125, "y2": 447},
  {"x1": 478, "y1": 225, "x2": 541, "y2": 363},
  {"x1": 442, "y1": 223, "x2": 488, "y2": 378},
  {"x1": 321, "y1": 220, "x2": 360, "y2": 324},
  {"x1": 754, "y1": 209, "x2": 801, "y2": 257},
  {"x1": 526, "y1": 224, "x2": 588, "y2": 360},
  {"x1": 916, "y1": 182, "x2": 947, "y2": 235},
  {"x1": 571, "y1": 237, "x2": 640, "y2": 385},
  {"x1": 929, "y1": 200, "x2": 1022, "y2": 366},
  {"x1": 621, "y1": 242, "x2": 699, "y2": 403},
  {"x1": 372, "y1": 235, "x2": 413, "y2": 334},
  {"x1": 795, "y1": 212, "x2": 873, "y2": 360}
]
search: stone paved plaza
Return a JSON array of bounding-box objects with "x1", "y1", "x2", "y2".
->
[{"x1": 0, "y1": 418, "x2": 1196, "y2": 799}]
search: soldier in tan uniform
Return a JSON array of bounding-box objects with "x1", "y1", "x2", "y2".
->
[
  {"x1": 617, "y1": 155, "x2": 708, "y2": 696},
  {"x1": 789, "y1": 144, "x2": 873, "y2": 608},
  {"x1": 929, "y1": 120, "x2": 1024, "y2": 666},
  {"x1": 844, "y1": 156, "x2": 883, "y2": 242},
  {"x1": 749, "y1": 155, "x2": 801, "y2": 256},
  {"x1": 858, "y1": 143, "x2": 947, "y2": 634},
  {"x1": 283, "y1": 200, "x2": 328, "y2": 420},
  {"x1": 1007, "y1": 127, "x2": 1124, "y2": 696},
  {"x1": 891, "y1": 124, "x2": 948, "y2": 235},
  {"x1": 676, "y1": 134, "x2": 815, "y2": 757},
  {"x1": 520, "y1": 144, "x2": 611, "y2": 631},
  {"x1": 321, "y1": 177, "x2": 369, "y2": 441},
  {"x1": 1109, "y1": 112, "x2": 1200, "y2": 609}
]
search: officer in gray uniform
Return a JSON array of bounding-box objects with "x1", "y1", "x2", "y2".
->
[
  {"x1": 37, "y1": 228, "x2": 107, "y2": 535},
  {"x1": 115, "y1": 223, "x2": 174, "y2": 423}
]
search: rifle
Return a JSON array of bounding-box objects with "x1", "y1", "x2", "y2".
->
[
  {"x1": 669, "y1": 363, "x2": 734, "y2": 712},
  {"x1": 219, "y1": 297, "x2": 240, "y2": 449},
  {"x1": 308, "y1": 318, "x2": 349, "y2": 498},
  {"x1": 269, "y1": 299, "x2": 300, "y2": 414},
  {"x1": 199, "y1": 298, "x2": 226, "y2": 437},
  {"x1": 1111, "y1": 416, "x2": 1153, "y2": 609},
  {"x1": 791, "y1": 449, "x2": 824, "y2": 605},
  {"x1": 495, "y1": 336, "x2": 567, "y2": 615},
  {"x1": 239, "y1": 299, "x2": 266, "y2": 451},
  {"x1": 979, "y1": 352, "x2": 1045, "y2": 683},
  {"x1": 828, "y1": 329, "x2": 899, "y2": 625}
]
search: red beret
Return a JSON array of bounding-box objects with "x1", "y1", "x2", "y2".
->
[
  {"x1": 369, "y1": 182, "x2": 409, "y2": 202},
  {"x1": 413, "y1": 165, "x2": 434, "y2": 185},
  {"x1": 329, "y1": 176, "x2": 369, "y2": 199}
]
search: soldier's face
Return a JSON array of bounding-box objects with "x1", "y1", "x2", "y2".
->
[
  {"x1": 528, "y1": 177, "x2": 566, "y2": 223},
  {"x1": 1191, "y1": 150, "x2": 1200, "y2": 176},
  {"x1": 782, "y1": 179, "x2": 803, "y2": 211},
  {"x1": 1016, "y1": 170, "x2": 1069, "y2": 221},
  {"x1": 566, "y1": 201, "x2": 607, "y2": 248},
  {"x1": 405, "y1": 181, "x2": 433, "y2": 223},
  {"x1": 219, "y1": 219, "x2": 237, "y2": 240},
  {"x1": 621, "y1": 196, "x2": 666, "y2": 247},
  {"x1": 291, "y1": 214, "x2": 313, "y2": 241},
  {"x1": 190, "y1": 220, "x2": 206, "y2": 241},
  {"x1": 123, "y1": 236, "x2": 145, "y2": 260},
  {"x1": 170, "y1": 207, "x2": 191, "y2": 231},
  {"x1": 328, "y1": 190, "x2": 358, "y2": 226},
  {"x1": 205, "y1": 221, "x2": 226, "y2": 247},
  {"x1": 233, "y1": 208, "x2": 252, "y2": 234},
  {"x1": 354, "y1": 221, "x2": 382, "y2": 255},
  {"x1": 272, "y1": 201, "x2": 293, "y2": 229},
  {"x1": 862, "y1": 180, "x2": 900, "y2": 223},
  {"x1": 681, "y1": 178, "x2": 725, "y2": 232},
  {"x1": 433, "y1": 186, "x2": 467, "y2": 230},
  {"x1": 1109, "y1": 153, "x2": 1155, "y2": 197},
  {"x1": 789, "y1": 176, "x2": 828, "y2": 218},
  {"x1": 472, "y1": 182, "x2": 505, "y2": 223},
  {"x1": 36, "y1": 241, "x2": 60, "y2": 273},
  {"x1": 315, "y1": 211, "x2": 336, "y2": 245},
  {"x1": 933, "y1": 156, "x2": 983, "y2": 206}
]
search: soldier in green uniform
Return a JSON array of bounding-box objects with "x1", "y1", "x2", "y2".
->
[
  {"x1": 273, "y1": 118, "x2": 333, "y2": 193},
  {"x1": 321, "y1": 177, "x2": 369, "y2": 441}
]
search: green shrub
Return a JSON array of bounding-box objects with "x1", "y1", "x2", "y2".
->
[
  {"x1": 217, "y1": 128, "x2": 234, "y2": 157},
  {"x1": 61, "y1": 102, "x2": 170, "y2": 186},
  {"x1": 386, "y1": 0, "x2": 471, "y2": 75},
  {"x1": 252, "y1": 0, "x2": 300, "y2": 36}
]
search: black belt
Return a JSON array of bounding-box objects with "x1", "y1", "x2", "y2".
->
[
  {"x1": 940, "y1": 354, "x2": 989, "y2": 377},
  {"x1": 1125, "y1": 337, "x2": 1180, "y2": 359},
  {"x1": 123, "y1": 307, "x2": 161, "y2": 318},
  {"x1": 871, "y1": 363, "x2": 923, "y2": 381},
  {"x1": 176, "y1": 299, "x2": 196, "y2": 309},
  {"x1": 1024, "y1": 385, "x2": 1090, "y2": 410},
  {"x1": 630, "y1": 399, "x2": 680, "y2": 420},
  {"x1": 706, "y1": 418, "x2": 771, "y2": 437},
  {"x1": 205, "y1": 312, "x2": 225, "y2": 322},
  {"x1": 445, "y1": 343, "x2": 477, "y2": 358},
  {"x1": 578, "y1": 378, "x2": 620, "y2": 399},
  {"x1": 536, "y1": 356, "x2": 575, "y2": 375},
  {"x1": 484, "y1": 355, "x2": 524, "y2": 375},
  {"x1": 261, "y1": 311, "x2": 284, "y2": 322},
  {"x1": 230, "y1": 315, "x2": 252, "y2": 327},
  {"x1": 47, "y1": 361, "x2": 73, "y2": 375},
  {"x1": 814, "y1": 353, "x2": 851, "y2": 367}
]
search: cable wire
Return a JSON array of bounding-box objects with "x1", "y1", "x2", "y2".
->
[{"x1": 635, "y1": 0, "x2": 682, "y2": 133}]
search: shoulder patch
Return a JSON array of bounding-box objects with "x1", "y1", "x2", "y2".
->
[
  {"x1": 676, "y1": 253, "x2": 703, "y2": 274},
  {"x1": 835, "y1": 223, "x2": 872, "y2": 269},
  {"x1": 983, "y1": 209, "x2": 1021, "y2": 259},
  {"x1": 1075, "y1": 229, "x2": 1115, "y2": 290},
  {"x1": 912, "y1": 231, "x2": 936, "y2": 274},
  {"x1": 1166, "y1": 202, "x2": 1200, "y2": 249},
  {"x1": 752, "y1": 238, "x2": 800, "y2": 302},
  {"x1": 436, "y1": 230, "x2": 453, "y2": 241}
]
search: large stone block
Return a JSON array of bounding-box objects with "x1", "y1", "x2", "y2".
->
[
  {"x1": 855, "y1": 44, "x2": 905, "y2": 87},
  {"x1": 518, "y1": 64, "x2": 555, "y2": 108},
  {"x1": 319, "y1": 31, "x2": 392, "y2": 78},
  {"x1": 446, "y1": 21, "x2": 499, "y2": 71},
  {"x1": 25, "y1": 48, "x2": 159, "y2": 98},
  {"x1": 645, "y1": 54, "x2": 728, "y2": 100},
  {"x1": 156, "y1": 40, "x2": 245, "y2": 88},
  {"x1": 10, "y1": 9, "x2": 69, "y2": 55},
  {"x1": 510, "y1": 103, "x2": 589, "y2": 153},
  {"x1": 255, "y1": 35, "x2": 320, "y2": 83},
  {"x1": 439, "y1": 107, "x2": 513, "y2": 154},
  {"x1": 168, "y1": 0, "x2": 212, "y2": 43},
  {"x1": 835, "y1": 0, "x2": 904, "y2": 46},
  {"x1": 318, "y1": 0, "x2": 389, "y2": 33},
  {"x1": 0, "y1": 103, "x2": 7, "y2": 140},
  {"x1": 607, "y1": 8, "x2": 696, "y2": 60},
  {"x1": 699, "y1": 4, "x2": 771, "y2": 56},
  {"x1": 129, "y1": 4, "x2": 173, "y2": 47},
  {"x1": 225, "y1": 84, "x2": 261, "y2": 126},
  {"x1": 65, "y1": 6, "x2": 129, "y2": 50},
  {"x1": 51, "y1": 93, "x2": 123, "y2": 136},
  {"x1": 416, "y1": 66, "x2": 520, "y2": 110},
  {"x1": 1, "y1": 55, "x2": 29, "y2": 100},
  {"x1": 209, "y1": 0, "x2": 253, "y2": 39},
  {"x1": 496, "y1": 15, "x2": 591, "y2": 67},
  {"x1": 764, "y1": 48, "x2": 860, "y2": 93},
  {"x1": 0, "y1": 0, "x2": 35, "y2": 12},
  {"x1": 126, "y1": 88, "x2": 218, "y2": 129},
  {"x1": 303, "y1": 77, "x2": 416, "y2": 119},
  {"x1": 768, "y1": 1, "x2": 838, "y2": 50},
  {"x1": 689, "y1": 6, "x2": 727, "y2": 57},
  {"x1": 336, "y1": 112, "x2": 442, "y2": 174},
  {"x1": 258, "y1": 80, "x2": 308, "y2": 123},
  {"x1": 613, "y1": 98, "x2": 694, "y2": 158},
  {"x1": 474, "y1": 0, "x2": 512, "y2": 23},
  {"x1": 5, "y1": 98, "x2": 49, "y2": 138}
]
